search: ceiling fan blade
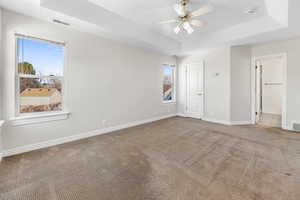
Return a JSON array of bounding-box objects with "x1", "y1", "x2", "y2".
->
[
  {"x1": 190, "y1": 19, "x2": 205, "y2": 27},
  {"x1": 159, "y1": 19, "x2": 178, "y2": 24},
  {"x1": 190, "y1": 5, "x2": 214, "y2": 18},
  {"x1": 174, "y1": 4, "x2": 186, "y2": 17}
]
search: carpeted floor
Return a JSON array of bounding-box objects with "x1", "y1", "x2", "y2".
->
[{"x1": 1, "y1": 117, "x2": 300, "y2": 200}]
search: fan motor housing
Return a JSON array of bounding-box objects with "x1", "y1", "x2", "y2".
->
[
  {"x1": 179, "y1": 16, "x2": 189, "y2": 22},
  {"x1": 180, "y1": 0, "x2": 189, "y2": 6}
]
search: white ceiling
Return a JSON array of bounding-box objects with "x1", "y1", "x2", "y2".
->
[
  {"x1": 0, "y1": 0, "x2": 294, "y2": 55},
  {"x1": 88, "y1": 0, "x2": 268, "y2": 41}
]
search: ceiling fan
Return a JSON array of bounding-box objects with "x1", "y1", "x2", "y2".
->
[{"x1": 160, "y1": 0, "x2": 214, "y2": 34}]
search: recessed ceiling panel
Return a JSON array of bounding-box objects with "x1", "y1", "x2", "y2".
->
[
  {"x1": 88, "y1": 0, "x2": 268, "y2": 41},
  {"x1": 0, "y1": 0, "x2": 290, "y2": 55}
]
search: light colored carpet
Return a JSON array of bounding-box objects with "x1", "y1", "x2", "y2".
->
[{"x1": 1, "y1": 117, "x2": 300, "y2": 200}]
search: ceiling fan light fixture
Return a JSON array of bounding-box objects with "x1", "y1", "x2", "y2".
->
[
  {"x1": 186, "y1": 27, "x2": 194, "y2": 34},
  {"x1": 159, "y1": 0, "x2": 212, "y2": 35},
  {"x1": 174, "y1": 25, "x2": 181, "y2": 34},
  {"x1": 182, "y1": 21, "x2": 194, "y2": 34},
  {"x1": 174, "y1": 4, "x2": 186, "y2": 17}
]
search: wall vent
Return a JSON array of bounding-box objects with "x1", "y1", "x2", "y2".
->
[
  {"x1": 53, "y1": 19, "x2": 70, "y2": 26},
  {"x1": 293, "y1": 123, "x2": 300, "y2": 131}
]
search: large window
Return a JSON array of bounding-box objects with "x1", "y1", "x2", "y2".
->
[
  {"x1": 16, "y1": 35, "x2": 65, "y2": 114},
  {"x1": 162, "y1": 64, "x2": 176, "y2": 102}
]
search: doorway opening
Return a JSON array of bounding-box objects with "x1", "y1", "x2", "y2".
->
[{"x1": 253, "y1": 54, "x2": 287, "y2": 128}]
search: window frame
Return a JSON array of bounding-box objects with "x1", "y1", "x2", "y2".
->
[
  {"x1": 14, "y1": 34, "x2": 66, "y2": 117},
  {"x1": 162, "y1": 64, "x2": 176, "y2": 103}
]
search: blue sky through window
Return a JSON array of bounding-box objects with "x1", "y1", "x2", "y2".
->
[
  {"x1": 163, "y1": 65, "x2": 173, "y2": 76},
  {"x1": 17, "y1": 37, "x2": 64, "y2": 76}
]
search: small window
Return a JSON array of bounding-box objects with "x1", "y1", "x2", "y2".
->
[
  {"x1": 162, "y1": 64, "x2": 176, "y2": 102},
  {"x1": 16, "y1": 35, "x2": 65, "y2": 114}
]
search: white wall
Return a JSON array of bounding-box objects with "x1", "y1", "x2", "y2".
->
[
  {"x1": 177, "y1": 48, "x2": 231, "y2": 124},
  {"x1": 252, "y1": 37, "x2": 300, "y2": 130},
  {"x1": 178, "y1": 46, "x2": 252, "y2": 125},
  {"x1": 230, "y1": 46, "x2": 252, "y2": 123},
  {"x1": 0, "y1": 8, "x2": 3, "y2": 157},
  {"x1": 1, "y1": 10, "x2": 177, "y2": 150}
]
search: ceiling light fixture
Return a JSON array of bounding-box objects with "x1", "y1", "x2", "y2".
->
[
  {"x1": 159, "y1": 0, "x2": 213, "y2": 35},
  {"x1": 182, "y1": 21, "x2": 194, "y2": 34},
  {"x1": 174, "y1": 4, "x2": 186, "y2": 17},
  {"x1": 174, "y1": 25, "x2": 181, "y2": 34}
]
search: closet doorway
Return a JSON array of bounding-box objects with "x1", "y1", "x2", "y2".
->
[{"x1": 253, "y1": 54, "x2": 287, "y2": 128}]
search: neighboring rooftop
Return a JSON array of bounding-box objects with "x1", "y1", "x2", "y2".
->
[{"x1": 20, "y1": 88, "x2": 58, "y2": 97}]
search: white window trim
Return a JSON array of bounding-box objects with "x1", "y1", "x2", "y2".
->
[
  {"x1": 10, "y1": 111, "x2": 70, "y2": 126},
  {"x1": 12, "y1": 33, "x2": 70, "y2": 126},
  {"x1": 162, "y1": 64, "x2": 177, "y2": 104},
  {"x1": 0, "y1": 120, "x2": 4, "y2": 128}
]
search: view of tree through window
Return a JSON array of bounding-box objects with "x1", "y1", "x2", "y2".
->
[
  {"x1": 16, "y1": 36, "x2": 64, "y2": 113},
  {"x1": 163, "y1": 65, "x2": 175, "y2": 102}
]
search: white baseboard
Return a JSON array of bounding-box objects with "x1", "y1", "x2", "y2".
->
[
  {"x1": 284, "y1": 124, "x2": 299, "y2": 132},
  {"x1": 177, "y1": 115, "x2": 252, "y2": 126},
  {"x1": 230, "y1": 121, "x2": 253, "y2": 125},
  {"x1": 202, "y1": 118, "x2": 232, "y2": 125},
  {"x1": 2, "y1": 114, "x2": 176, "y2": 157},
  {"x1": 176, "y1": 113, "x2": 187, "y2": 117},
  {"x1": 177, "y1": 115, "x2": 234, "y2": 126}
]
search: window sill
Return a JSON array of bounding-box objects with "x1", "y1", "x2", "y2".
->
[
  {"x1": 162, "y1": 101, "x2": 176, "y2": 104},
  {"x1": 10, "y1": 111, "x2": 70, "y2": 126}
]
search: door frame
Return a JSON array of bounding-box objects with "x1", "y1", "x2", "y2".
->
[
  {"x1": 251, "y1": 53, "x2": 287, "y2": 129},
  {"x1": 184, "y1": 62, "x2": 205, "y2": 119}
]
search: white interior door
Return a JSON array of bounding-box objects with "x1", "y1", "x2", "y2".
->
[
  {"x1": 261, "y1": 58, "x2": 283, "y2": 115},
  {"x1": 186, "y1": 63, "x2": 204, "y2": 119}
]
